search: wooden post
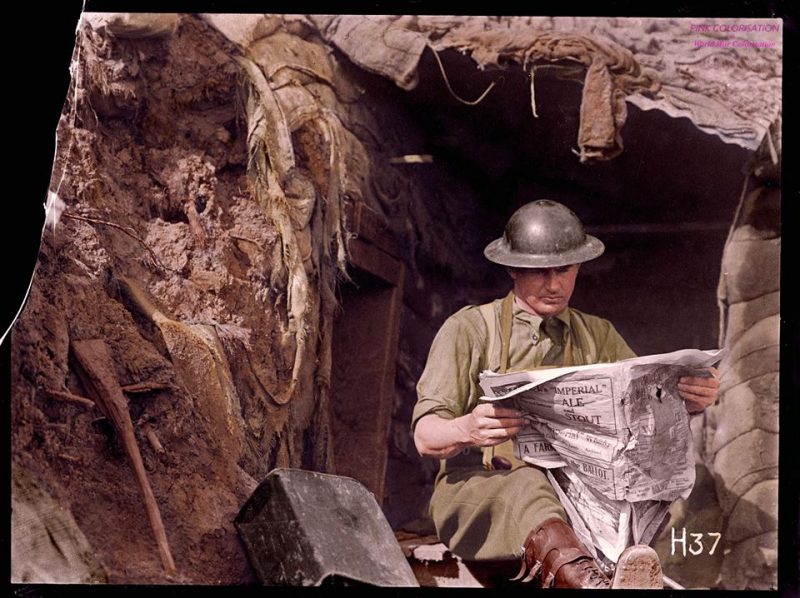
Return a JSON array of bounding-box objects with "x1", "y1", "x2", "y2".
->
[{"x1": 330, "y1": 201, "x2": 405, "y2": 504}]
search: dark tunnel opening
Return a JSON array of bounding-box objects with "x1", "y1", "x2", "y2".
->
[{"x1": 393, "y1": 46, "x2": 751, "y2": 354}]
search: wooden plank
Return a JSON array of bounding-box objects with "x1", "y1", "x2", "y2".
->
[
  {"x1": 348, "y1": 237, "x2": 403, "y2": 287},
  {"x1": 585, "y1": 222, "x2": 731, "y2": 236},
  {"x1": 70, "y1": 339, "x2": 176, "y2": 573},
  {"x1": 373, "y1": 263, "x2": 405, "y2": 502},
  {"x1": 330, "y1": 240, "x2": 405, "y2": 503},
  {"x1": 330, "y1": 283, "x2": 393, "y2": 502},
  {"x1": 330, "y1": 200, "x2": 406, "y2": 502},
  {"x1": 345, "y1": 200, "x2": 401, "y2": 258}
]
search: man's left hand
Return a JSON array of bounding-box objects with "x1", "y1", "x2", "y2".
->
[{"x1": 677, "y1": 367, "x2": 720, "y2": 413}]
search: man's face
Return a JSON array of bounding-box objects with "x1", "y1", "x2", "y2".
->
[{"x1": 509, "y1": 264, "x2": 580, "y2": 317}]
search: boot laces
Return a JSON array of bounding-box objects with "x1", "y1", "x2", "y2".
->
[{"x1": 580, "y1": 560, "x2": 609, "y2": 587}]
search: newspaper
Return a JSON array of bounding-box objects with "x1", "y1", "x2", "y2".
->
[{"x1": 478, "y1": 348, "x2": 723, "y2": 562}]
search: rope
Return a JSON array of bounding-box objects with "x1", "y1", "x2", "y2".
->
[
  {"x1": 530, "y1": 65, "x2": 539, "y2": 118},
  {"x1": 428, "y1": 43, "x2": 500, "y2": 106}
]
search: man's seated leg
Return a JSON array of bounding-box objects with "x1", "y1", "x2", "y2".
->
[
  {"x1": 431, "y1": 464, "x2": 563, "y2": 561},
  {"x1": 430, "y1": 465, "x2": 611, "y2": 588}
]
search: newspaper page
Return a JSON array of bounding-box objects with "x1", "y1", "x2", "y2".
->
[{"x1": 478, "y1": 348, "x2": 723, "y2": 561}]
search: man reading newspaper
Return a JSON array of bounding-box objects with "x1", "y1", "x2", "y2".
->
[{"x1": 412, "y1": 200, "x2": 720, "y2": 589}]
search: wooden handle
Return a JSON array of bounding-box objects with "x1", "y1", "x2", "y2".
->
[{"x1": 71, "y1": 339, "x2": 176, "y2": 572}]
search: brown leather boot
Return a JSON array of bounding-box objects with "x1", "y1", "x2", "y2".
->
[{"x1": 514, "y1": 518, "x2": 610, "y2": 588}]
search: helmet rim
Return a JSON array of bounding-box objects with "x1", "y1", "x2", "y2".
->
[
  {"x1": 484, "y1": 234, "x2": 604, "y2": 267},
  {"x1": 483, "y1": 199, "x2": 604, "y2": 267}
]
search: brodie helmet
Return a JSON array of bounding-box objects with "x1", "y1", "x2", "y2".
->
[{"x1": 484, "y1": 199, "x2": 604, "y2": 268}]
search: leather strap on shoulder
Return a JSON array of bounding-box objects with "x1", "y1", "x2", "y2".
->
[
  {"x1": 478, "y1": 301, "x2": 496, "y2": 372},
  {"x1": 498, "y1": 291, "x2": 515, "y2": 374}
]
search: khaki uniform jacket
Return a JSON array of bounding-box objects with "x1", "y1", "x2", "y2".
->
[
  {"x1": 413, "y1": 294, "x2": 636, "y2": 430},
  {"x1": 411, "y1": 294, "x2": 636, "y2": 561}
]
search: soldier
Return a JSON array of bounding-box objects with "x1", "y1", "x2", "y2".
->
[{"x1": 412, "y1": 199, "x2": 719, "y2": 589}]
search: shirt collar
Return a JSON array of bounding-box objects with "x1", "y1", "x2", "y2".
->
[{"x1": 512, "y1": 294, "x2": 571, "y2": 330}]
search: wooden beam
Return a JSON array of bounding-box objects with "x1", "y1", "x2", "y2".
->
[
  {"x1": 344, "y1": 200, "x2": 401, "y2": 258},
  {"x1": 585, "y1": 222, "x2": 731, "y2": 236},
  {"x1": 348, "y1": 237, "x2": 404, "y2": 287}
]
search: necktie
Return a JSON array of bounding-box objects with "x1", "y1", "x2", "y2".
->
[{"x1": 542, "y1": 318, "x2": 564, "y2": 366}]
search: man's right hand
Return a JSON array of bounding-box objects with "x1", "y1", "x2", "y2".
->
[
  {"x1": 413, "y1": 404, "x2": 527, "y2": 459},
  {"x1": 453, "y1": 403, "x2": 527, "y2": 447}
]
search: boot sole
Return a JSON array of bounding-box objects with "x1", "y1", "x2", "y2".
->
[{"x1": 611, "y1": 545, "x2": 663, "y2": 589}]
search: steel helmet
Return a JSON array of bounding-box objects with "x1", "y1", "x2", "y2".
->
[{"x1": 484, "y1": 199, "x2": 604, "y2": 268}]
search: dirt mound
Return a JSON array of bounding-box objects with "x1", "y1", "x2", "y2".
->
[{"x1": 12, "y1": 16, "x2": 276, "y2": 583}]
